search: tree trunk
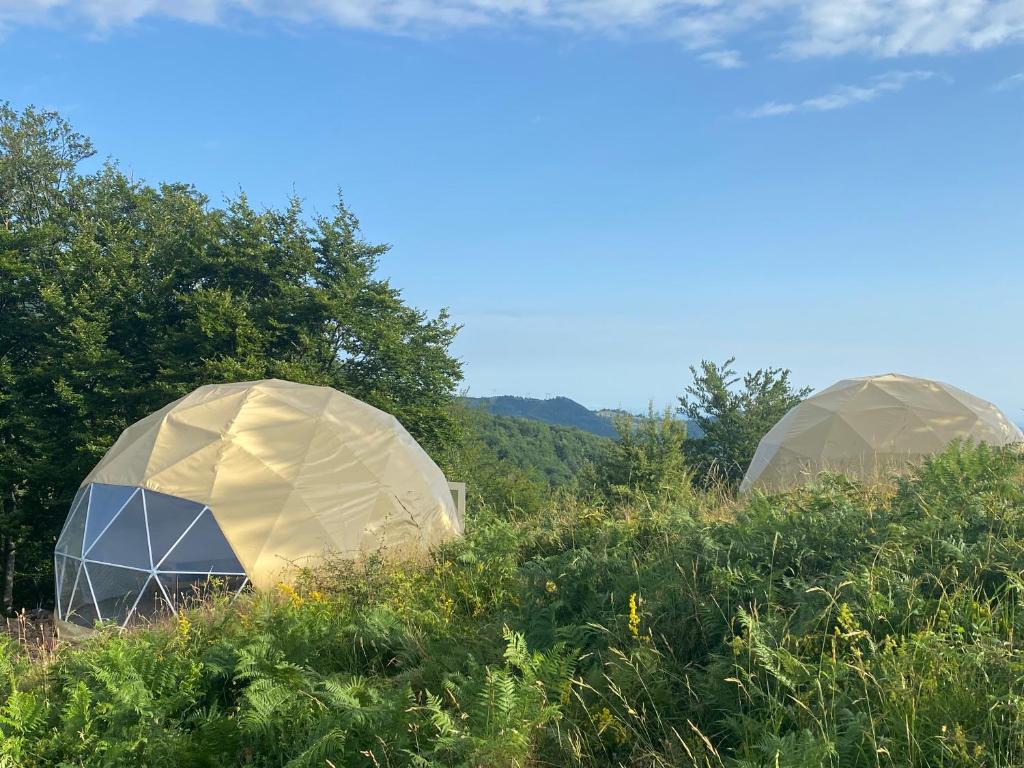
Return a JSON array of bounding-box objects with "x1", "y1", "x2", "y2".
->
[{"x1": 2, "y1": 537, "x2": 15, "y2": 614}]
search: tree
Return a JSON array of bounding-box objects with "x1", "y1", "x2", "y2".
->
[
  {"x1": 0, "y1": 104, "x2": 95, "y2": 612},
  {"x1": 679, "y1": 358, "x2": 811, "y2": 488},
  {"x1": 0, "y1": 104, "x2": 463, "y2": 610},
  {"x1": 595, "y1": 404, "x2": 691, "y2": 503}
]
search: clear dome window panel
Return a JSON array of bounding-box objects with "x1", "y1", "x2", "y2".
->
[
  {"x1": 85, "y1": 492, "x2": 151, "y2": 570},
  {"x1": 142, "y1": 489, "x2": 207, "y2": 566},
  {"x1": 58, "y1": 560, "x2": 81, "y2": 621},
  {"x1": 83, "y1": 484, "x2": 138, "y2": 553},
  {"x1": 54, "y1": 555, "x2": 76, "y2": 616},
  {"x1": 55, "y1": 493, "x2": 89, "y2": 558},
  {"x1": 85, "y1": 562, "x2": 152, "y2": 627},
  {"x1": 65, "y1": 565, "x2": 99, "y2": 627},
  {"x1": 54, "y1": 555, "x2": 64, "y2": 615},
  {"x1": 126, "y1": 576, "x2": 173, "y2": 625},
  {"x1": 156, "y1": 511, "x2": 244, "y2": 573},
  {"x1": 70, "y1": 484, "x2": 87, "y2": 512},
  {"x1": 157, "y1": 573, "x2": 247, "y2": 612},
  {"x1": 56, "y1": 486, "x2": 88, "y2": 542}
]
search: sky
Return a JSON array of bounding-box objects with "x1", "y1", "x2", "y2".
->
[{"x1": 2, "y1": 1, "x2": 1023, "y2": 419}]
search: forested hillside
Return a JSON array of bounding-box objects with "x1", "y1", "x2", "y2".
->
[
  {"x1": 463, "y1": 395, "x2": 620, "y2": 438},
  {"x1": 463, "y1": 408, "x2": 611, "y2": 485}
]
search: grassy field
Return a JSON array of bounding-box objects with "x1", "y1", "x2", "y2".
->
[{"x1": 3, "y1": 441, "x2": 1024, "y2": 767}]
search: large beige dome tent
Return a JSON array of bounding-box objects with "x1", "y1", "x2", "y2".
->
[
  {"x1": 741, "y1": 373, "x2": 1023, "y2": 493},
  {"x1": 54, "y1": 380, "x2": 462, "y2": 627}
]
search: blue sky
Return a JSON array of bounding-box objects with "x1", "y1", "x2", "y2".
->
[{"x1": 2, "y1": 2, "x2": 1023, "y2": 419}]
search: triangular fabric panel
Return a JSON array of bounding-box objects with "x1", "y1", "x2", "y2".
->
[
  {"x1": 821, "y1": 413, "x2": 873, "y2": 457},
  {"x1": 85, "y1": 492, "x2": 151, "y2": 569},
  {"x1": 84, "y1": 413, "x2": 166, "y2": 492},
  {"x1": 836, "y1": 404, "x2": 915, "y2": 448},
  {"x1": 160, "y1": 389, "x2": 249, "y2": 436},
  {"x1": 141, "y1": 424, "x2": 224, "y2": 486}
]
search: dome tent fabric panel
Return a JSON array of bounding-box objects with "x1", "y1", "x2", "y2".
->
[
  {"x1": 72, "y1": 379, "x2": 460, "y2": 592},
  {"x1": 741, "y1": 373, "x2": 1024, "y2": 493}
]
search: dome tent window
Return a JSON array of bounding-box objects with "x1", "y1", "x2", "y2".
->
[
  {"x1": 741, "y1": 373, "x2": 1024, "y2": 493},
  {"x1": 54, "y1": 380, "x2": 462, "y2": 628},
  {"x1": 55, "y1": 484, "x2": 248, "y2": 627}
]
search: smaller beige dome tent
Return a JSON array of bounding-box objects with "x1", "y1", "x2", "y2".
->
[
  {"x1": 54, "y1": 380, "x2": 462, "y2": 627},
  {"x1": 741, "y1": 373, "x2": 1023, "y2": 493}
]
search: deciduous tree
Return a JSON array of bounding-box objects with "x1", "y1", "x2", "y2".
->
[
  {"x1": 0, "y1": 103, "x2": 462, "y2": 609},
  {"x1": 679, "y1": 358, "x2": 811, "y2": 488}
]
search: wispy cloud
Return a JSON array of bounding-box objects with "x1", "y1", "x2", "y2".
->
[
  {"x1": 744, "y1": 70, "x2": 936, "y2": 118},
  {"x1": 698, "y1": 49, "x2": 744, "y2": 69},
  {"x1": 993, "y1": 72, "x2": 1024, "y2": 91},
  {"x1": 3, "y1": 2, "x2": 1024, "y2": 64}
]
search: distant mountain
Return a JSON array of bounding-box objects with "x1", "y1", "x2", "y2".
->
[
  {"x1": 462, "y1": 395, "x2": 704, "y2": 439},
  {"x1": 462, "y1": 396, "x2": 619, "y2": 439}
]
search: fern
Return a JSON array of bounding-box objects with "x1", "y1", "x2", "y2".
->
[{"x1": 3, "y1": 443, "x2": 1024, "y2": 766}]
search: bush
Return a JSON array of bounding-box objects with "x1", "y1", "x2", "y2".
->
[{"x1": 3, "y1": 443, "x2": 1024, "y2": 767}]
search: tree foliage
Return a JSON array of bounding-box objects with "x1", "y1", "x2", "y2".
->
[
  {"x1": 447, "y1": 406, "x2": 611, "y2": 517},
  {"x1": 466, "y1": 407, "x2": 610, "y2": 485},
  {"x1": 0, "y1": 104, "x2": 462, "y2": 607},
  {"x1": 679, "y1": 358, "x2": 811, "y2": 488},
  {"x1": 589, "y1": 404, "x2": 692, "y2": 503}
]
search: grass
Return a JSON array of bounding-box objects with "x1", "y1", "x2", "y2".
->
[{"x1": 3, "y1": 441, "x2": 1024, "y2": 767}]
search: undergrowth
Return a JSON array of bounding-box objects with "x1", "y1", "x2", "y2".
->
[{"x1": 3, "y1": 442, "x2": 1024, "y2": 767}]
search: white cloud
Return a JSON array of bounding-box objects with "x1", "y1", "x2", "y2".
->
[
  {"x1": 698, "y1": 49, "x2": 745, "y2": 68},
  {"x1": 993, "y1": 71, "x2": 1024, "y2": 90},
  {"x1": 744, "y1": 69, "x2": 936, "y2": 117},
  {"x1": 745, "y1": 100, "x2": 797, "y2": 117},
  {"x1": 3, "y1": 1, "x2": 1024, "y2": 62}
]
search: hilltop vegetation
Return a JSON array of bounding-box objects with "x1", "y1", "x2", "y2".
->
[
  {"x1": 463, "y1": 395, "x2": 620, "y2": 438},
  {"x1": 461, "y1": 407, "x2": 612, "y2": 487},
  {"x1": 4, "y1": 442, "x2": 1024, "y2": 767}
]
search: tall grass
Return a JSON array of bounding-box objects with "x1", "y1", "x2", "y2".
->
[{"x1": 2, "y1": 442, "x2": 1024, "y2": 767}]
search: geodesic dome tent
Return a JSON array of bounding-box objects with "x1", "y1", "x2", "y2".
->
[
  {"x1": 55, "y1": 379, "x2": 462, "y2": 627},
  {"x1": 740, "y1": 373, "x2": 1023, "y2": 493}
]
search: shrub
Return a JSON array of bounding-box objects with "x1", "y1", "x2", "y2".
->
[{"x1": 2, "y1": 443, "x2": 1023, "y2": 767}]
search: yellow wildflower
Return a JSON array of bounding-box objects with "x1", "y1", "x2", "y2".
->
[
  {"x1": 276, "y1": 582, "x2": 304, "y2": 607},
  {"x1": 628, "y1": 592, "x2": 641, "y2": 640}
]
